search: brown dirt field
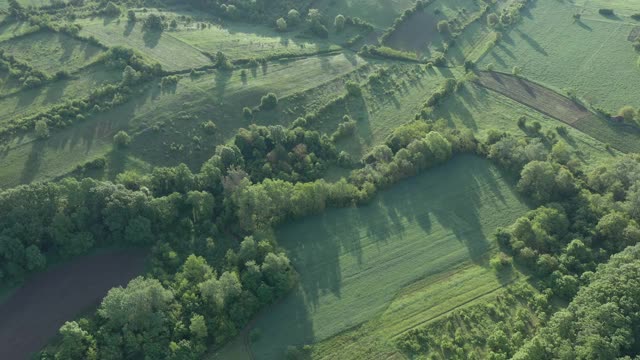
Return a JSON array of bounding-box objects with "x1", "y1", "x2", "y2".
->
[
  {"x1": 474, "y1": 71, "x2": 595, "y2": 125},
  {"x1": 0, "y1": 249, "x2": 148, "y2": 360}
]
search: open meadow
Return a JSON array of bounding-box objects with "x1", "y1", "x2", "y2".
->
[
  {"x1": 478, "y1": 0, "x2": 640, "y2": 113},
  {"x1": 247, "y1": 155, "x2": 529, "y2": 359}
]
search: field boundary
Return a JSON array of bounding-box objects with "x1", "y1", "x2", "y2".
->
[{"x1": 473, "y1": 71, "x2": 634, "y2": 153}]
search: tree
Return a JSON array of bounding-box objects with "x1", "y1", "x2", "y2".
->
[
  {"x1": 334, "y1": 14, "x2": 346, "y2": 32},
  {"x1": 127, "y1": 10, "x2": 136, "y2": 22},
  {"x1": 488, "y1": 13, "x2": 499, "y2": 27},
  {"x1": 618, "y1": 105, "x2": 636, "y2": 123},
  {"x1": 35, "y1": 120, "x2": 49, "y2": 139},
  {"x1": 288, "y1": 9, "x2": 301, "y2": 26},
  {"x1": 122, "y1": 65, "x2": 138, "y2": 85},
  {"x1": 260, "y1": 93, "x2": 278, "y2": 110},
  {"x1": 103, "y1": 1, "x2": 120, "y2": 16},
  {"x1": 189, "y1": 314, "x2": 208, "y2": 340},
  {"x1": 56, "y1": 321, "x2": 94, "y2": 360},
  {"x1": 113, "y1": 130, "x2": 131, "y2": 148},
  {"x1": 25, "y1": 245, "x2": 45, "y2": 271},
  {"x1": 512, "y1": 66, "x2": 522, "y2": 76},
  {"x1": 143, "y1": 13, "x2": 165, "y2": 31},
  {"x1": 437, "y1": 20, "x2": 450, "y2": 34},
  {"x1": 276, "y1": 17, "x2": 287, "y2": 32}
]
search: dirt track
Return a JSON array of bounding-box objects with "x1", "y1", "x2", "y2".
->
[
  {"x1": 0, "y1": 249, "x2": 147, "y2": 360},
  {"x1": 475, "y1": 71, "x2": 594, "y2": 125}
]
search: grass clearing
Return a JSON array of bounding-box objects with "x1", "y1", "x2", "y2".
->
[
  {"x1": 169, "y1": 22, "x2": 342, "y2": 60},
  {"x1": 477, "y1": 0, "x2": 640, "y2": 112},
  {"x1": 248, "y1": 155, "x2": 530, "y2": 360},
  {"x1": 0, "y1": 30, "x2": 105, "y2": 74},
  {"x1": 76, "y1": 17, "x2": 212, "y2": 71}
]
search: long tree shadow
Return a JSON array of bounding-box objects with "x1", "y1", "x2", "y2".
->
[{"x1": 20, "y1": 139, "x2": 45, "y2": 184}]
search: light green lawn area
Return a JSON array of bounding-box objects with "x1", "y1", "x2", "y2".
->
[
  {"x1": 0, "y1": 31, "x2": 105, "y2": 74},
  {"x1": 76, "y1": 17, "x2": 213, "y2": 71},
  {"x1": 0, "y1": 64, "x2": 121, "y2": 128},
  {"x1": 0, "y1": 20, "x2": 39, "y2": 42},
  {"x1": 432, "y1": 82, "x2": 620, "y2": 168},
  {"x1": 478, "y1": 0, "x2": 640, "y2": 112},
  {"x1": 249, "y1": 155, "x2": 530, "y2": 360},
  {"x1": 0, "y1": 53, "x2": 367, "y2": 187},
  {"x1": 312, "y1": 0, "x2": 417, "y2": 29},
  {"x1": 169, "y1": 22, "x2": 341, "y2": 60}
]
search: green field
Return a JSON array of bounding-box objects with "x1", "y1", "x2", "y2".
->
[
  {"x1": 478, "y1": 0, "x2": 640, "y2": 112},
  {"x1": 248, "y1": 155, "x2": 530, "y2": 359},
  {"x1": 169, "y1": 22, "x2": 341, "y2": 60},
  {"x1": 0, "y1": 31, "x2": 105, "y2": 74},
  {"x1": 431, "y1": 81, "x2": 621, "y2": 166},
  {"x1": 0, "y1": 53, "x2": 367, "y2": 187},
  {"x1": 76, "y1": 17, "x2": 213, "y2": 71},
  {"x1": 0, "y1": 64, "x2": 121, "y2": 127}
]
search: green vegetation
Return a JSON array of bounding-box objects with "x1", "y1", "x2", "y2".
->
[
  {"x1": 478, "y1": 0, "x2": 640, "y2": 112},
  {"x1": 0, "y1": 0, "x2": 639, "y2": 359},
  {"x1": 250, "y1": 155, "x2": 530, "y2": 359}
]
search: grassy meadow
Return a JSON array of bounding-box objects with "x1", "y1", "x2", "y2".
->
[
  {"x1": 431, "y1": 82, "x2": 621, "y2": 167},
  {"x1": 0, "y1": 53, "x2": 367, "y2": 187},
  {"x1": 478, "y1": 0, "x2": 640, "y2": 113},
  {"x1": 0, "y1": 31, "x2": 105, "y2": 74},
  {"x1": 247, "y1": 155, "x2": 530, "y2": 359}
]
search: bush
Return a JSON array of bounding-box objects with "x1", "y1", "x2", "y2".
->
[
  {"x1": 335, "y1": 14, "x2": 346, "y2": 32},
  {"x1": 487, "y1": 13, "x2": 499, "y2": 27},
  {"x1": 437, "y1": 20, "x2": 450, "y2": 34},
  {"x1": 598, "y1": 9, "x2": 614, "y2": 16},
  {"x1": 202, "y1": 121, "x2": 216, "y2": 134},
  {"x1": 618, "y1": 106, "x2": 637, "y2": 123},
  {"x1": 259, "y1": 93, "x2": 278, "y2": 110},
  {"x1": 143, "y1": 14, "x2": 165, "y2": 31},
  {"x1": 243, "y1": 107, "x2": 253, "y2": 119},
  {"x1": 113, "y1": 130, "x2": 131, "y2": 147},
  {"x1": 276, "y1": 17, "x2": 287, "y2": 32},
  {"x1": 35, "y1": 120, "x2": 49, "y2": 139},
  {"x1": 490, "y1": 253, "x2": 513, "y2": 271},
  {"x1": 345, "y1": 81, "x2": 361, "y2": 97},
  {"x1": 288, "y1": 9, "x2": 301, "y2": 26}
]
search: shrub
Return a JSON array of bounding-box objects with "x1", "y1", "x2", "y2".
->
[
  {"x1": 259, "y1": 93, "x2": 278, "y2": 110},
  {"x1": 487, "y1": 13, "x2": 499, "y2": 27},
  {"x1": 618, "y1": 105, "x2": 637, "y2": 123},
  {"x1": 287, "y1": 9, "x2": 301, "y2": 26},
  {"x1": 202, "y1": 121, "x2": 216, "y2": 134},
  {"x1": 512, "y1": 66, "x2": 522, "y2": 76},
  {"x1": 35, "y1": 120, "x2": 49, "y2": 139},
  {"x1": 334, "y1": 14, "x2": 346, "y2": 32},
  {"x1": 345, "y1": 81, "x2": 361, "y2": 97},
  {"x1": 243, "y1": 107, "x2": 253, "y2": 119},
  {"x1": 143, "y1": 14, "x2": 165, "y2": 31},
  {"x1": 598, "y1": 9, "x2": 614, "y2": 16},
  {"x1": 437, "y1": 20, "x2": 450, "y2": 34},
  {"x1": 103, "y1": 1, "x2": 120, "y2": 16},
  {"x1": 113, "y1": 130, "x2": 131, "y2": 147},
  {"x1": 490, "y1": 253, "x2": 513, "y2": 271},
  {"x1": 276, "y1": 17, "x2": 287, "y2": 32}
]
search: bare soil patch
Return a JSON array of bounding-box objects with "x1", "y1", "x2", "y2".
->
[
  {"x1": 0, "y1": 249, "x2": 148, "y2": 359},
  {"x1": 475, "y1": 71, "x2": 594, "y2": 125}
]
